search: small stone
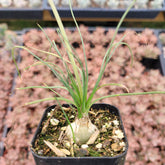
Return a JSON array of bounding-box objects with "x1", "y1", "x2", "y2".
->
[
  {"x1": 50, "y1": 118, "x2": 59, "y2": 126},
  {"x1": 115, "y1": 129, "x2": 124, "y2": 139},
  {"x1": 119, "y1": 142, "x2": 125, "y2": 147},
  {"x1": 96, "y1": 143, "x2": 102, "y2": 149},
  {"x1": 61, "y1": 126, "x2": 66, "y2": 131},
  {"x1": 102, "y1": 140, "x2": 110, "y2": 148},
  {"x1": 63, "y1": 141, "x2": 71, "y2": 149},
  {"x1": 101, "y1": 126, "x2": 107, "y2": 133},
  {"x1": 104, "y1": 122, "x2": 112, "y2": 128},
  {"x1": 113, "y1": 120, "x2": 119, "y2": 126},
  {"x1": 76, "y1": 148, "x2": 89, "y2": 157},
  {"x1": 54, "y1": 142, "x2": 58, "y2": 147},
  {"x1": 47, "y1": 112, "x2": 51, "y2": 117},
  {"x1": 111, "y1": 143, "x2": 121, "y2": 152},
  {"x1": 105, "y1": 123, "x2": 109, "y2": 128},
  {"x1": 38, "y1": 150, "x2": 43, "y2": 155},
  {"x1": 70, "y1": 115, "x2": 75, "y2": 119},
  {"x1": 81, "y1": 144, "x2": 88, "y2": 149}
]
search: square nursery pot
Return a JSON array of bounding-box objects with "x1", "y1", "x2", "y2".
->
[{"x1": 31, "y1": 103, "x2": 128, "y2": 165}]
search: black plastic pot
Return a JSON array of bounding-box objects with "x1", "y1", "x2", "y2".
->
[
  {"x1": 157, "y1": 30, "x2": 165, "y2": 76},
  {"x1": 31, "y1": 103, "x2": 128, "y2": 165}
]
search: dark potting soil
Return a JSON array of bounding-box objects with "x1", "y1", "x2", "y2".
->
[{"x1": 33, "y1": 105, "x2": 126, "y2": 158}]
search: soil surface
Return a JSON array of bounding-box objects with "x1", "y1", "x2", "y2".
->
[{"x1": 33, "y1": 105, "x2": 126, "y2": 157}]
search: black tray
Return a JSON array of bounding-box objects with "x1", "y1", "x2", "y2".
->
[
  {"x1": 45, "y1": 0, "x2": 165, "y2": 19},
  {"x1": 22, "y1": 27, "x2": 165, "y2": 76},
  {"x1": 0, "y1": 31, "x2": 22, "y2": 156},
  {"x1": 0, "y1": 3, "x2": 44, "y2": 19},
  {"x1": 156, "y1": 30, "x2": 165, "y2": 76}
]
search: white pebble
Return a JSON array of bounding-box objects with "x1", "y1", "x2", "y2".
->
[
  {"x1": 47, "y1": 112, "x2": 51, "y2": 117},
  {"x1": 81, "y1": 144, "x2": 88, "y2": 149},
  {"x1": 119, "y1": 142, "x2": 125, "y2": 147},
  {"x1": 113, "y1": 120, "x2": 119, "y2": 126},
  {"x1": 115, "y1": 129, "x2": 124, "y2": 139},
  {"x1": 96, "y1": 143, "x2": 102, "y2": 149},
  {"x1": 50, "y1": 118, "x2": 59, "y2": 126}
]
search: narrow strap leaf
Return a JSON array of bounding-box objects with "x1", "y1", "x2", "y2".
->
[
  {"x1": 91, "y1": 91, "x2": 165, "y2": 107},
  {"x1": 25, "y1": 97, "x2": 74, "y2": 106}
]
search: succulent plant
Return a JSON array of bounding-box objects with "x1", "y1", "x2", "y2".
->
[
  {"x1": 135, "y1": 0, "x2": 148, "y2": 9},
  {"x1": 120, "y1": 0, "x2": 132, "y2": 9},
  {"x1": 52, "y1": 0, "x2": 60, "y2": 6},
  {"x1": 0, "y1": 0, "x2": 12, "y2": 7},
  {"x1": 5, "y1": 31, "x2": 18, "y2": 51},
  {"x1": 61, "y1": 0, "x2": 73, "y2": 7},
  {"x1": 93, "y1": 0, "x2": 106, "y2": 7},
  {"x1": 159, "y1": 33, "x2": 165, "y2": 46},
  {"x1": 0, "y1": 23, "x2": 7, "y2": 46},
  {"x1": 77, "y1": 0, "x2": 91, "y2": 8},
  {"x1": 29, "y1": 0, "x2": 42, "y2": 8},
  {"x1": 150, "y1": 0, "x2": 163, "y2": 9},
  {"x1": 107, "y1": 0, "x2": 119, "y2": 9},
  {"x1": 13, "y1": 0, "x2": 28, "y2": 8}
]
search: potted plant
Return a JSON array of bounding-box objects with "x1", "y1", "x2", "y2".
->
[
  {"x1": 107, "y1": 0, "x2": 120, "y2": 9},
  {"x1": 119, "y1": 0, "x2": 132, "y2": 9},
  {"x1": 12, "y1": 0, "x2": 165, "y2": 165},
  {"x1": 135, "y1": 0, "x2": 148, "y2": 9},
  {"x1": 150, "y1": 0, "x2": 163, "y2": 9}
]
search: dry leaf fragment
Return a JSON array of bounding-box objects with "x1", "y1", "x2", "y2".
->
[
  {"x1": 60, "y1": 149, "x2": 70, "y2": 156},
  {"x1": 44, "y1": 140, "x2": 66, "y2": 157},
  {"x1": 87, "y1": 129, "x2": 100, "y2": 145}
]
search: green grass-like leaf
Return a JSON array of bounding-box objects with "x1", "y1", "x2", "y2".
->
[{"x1": 13, "y1": 0, "x2": 165, "y2": 121}]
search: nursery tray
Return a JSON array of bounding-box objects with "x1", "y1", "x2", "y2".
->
[
  {"x1": 119, "y1": 28, "x2": 165, "y2": 76},
  {"x1": 74, "y1": 27, "x2": 164, "y2": 76},
  {"x1": 45, "y1": 0, "x2": 165, "y2": 19},
  {"x1": 0, "y1": 31, "x2": 22, "y2": 156},
  {"x1": 0, "y1": 54, "x2": 21, "y2": 156},
  {"x1": 157, "y1": 30, "x2": 165, "y2": 76},
  {"x1": 0, "y1": 3, "x2": 44, "y2": 19},
  {"x1": 48, "y1": 8, "x2": 163, "y2": 19},
  {"x1": 22, "y1": 27, "x2": 165, "y2": 76}
]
